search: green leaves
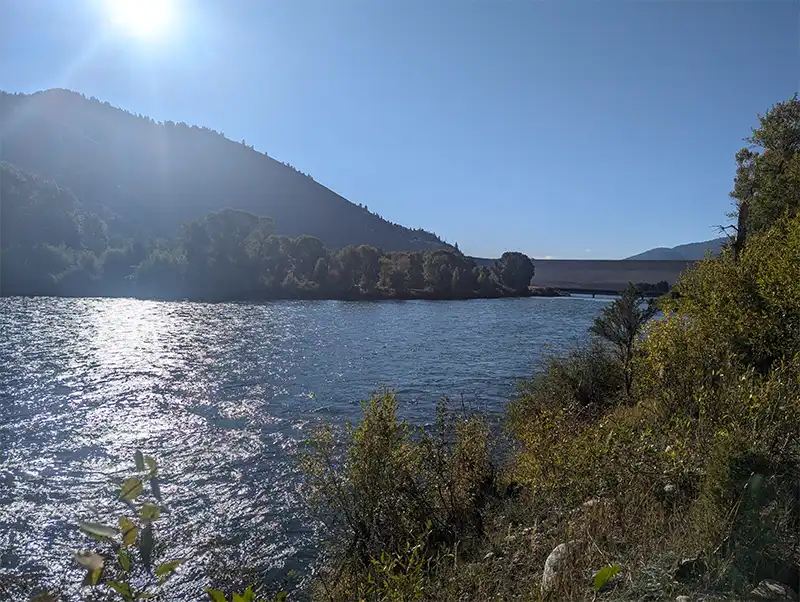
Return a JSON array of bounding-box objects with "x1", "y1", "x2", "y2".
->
[
  {"x1": 74, "y1": 452, "x2": 175, "y2": 601},
  {"x1": 78, "y1": 521, "x2": 117, "y2": 542},
  {"x1": 232, "y1": 586, "x2": 256, "y2": 602},
  {"x1": 134, "y1": 450, "x2": 145, "y2": 471},
  {"x1": 90, "y1": 567, "x2": 103, "y2": 585},
  {"x1": 120, "y1": 517, "x2": 138, "y2": 547},
  {"x1": 150, "y1": 476, "x2": 162, "y2": 501},
  {"x1": 593, "y1": 564, "x2": 621, "y2": 593},
  {"x1": 155, "y1": 558, "x2": 185, "y2": 578},
  {"x1": 205, "y1": 586, "x2": 268, "y2": 602},
  {"x1": 139, "y1": 523, "x2": 154, "y2": 569},
  {"x1": 140, "y1": 502, "x2": 160, "y2": 523},
  {"x1": 120, "y1": 477, "x2": 144, "y2": 501},
  {"x1": 144, "y1": 456, "x2": 158, "y2": 477},
  {"x1": 107, "y1": 581, "x2": 135, "y2": 601},
  {"x1": 206, "y1": 590, "x2": 227, "y2": 602}
]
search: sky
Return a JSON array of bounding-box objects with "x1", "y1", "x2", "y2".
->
[{"x1": 1, "y1": 0, "x2": 798, "y2": 259}]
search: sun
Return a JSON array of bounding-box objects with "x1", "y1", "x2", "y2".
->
[{"x1": 106, "y1": 0, "x2": 174, "y2": 39}]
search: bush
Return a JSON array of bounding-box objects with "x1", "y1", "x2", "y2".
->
[
  {"x1": 638, "y1": 214, "x2": 800, "y2": 411},
  {"x1": 501, "y1": 216, "x2": 800, "y2": 598},
  {"x1": 132, "y1": 250, "x2": 185, "y2": 298},
  {"x1": 510, "y1": 339, "x2": 625, "y2": 426},
  {"x1": 300, "y1": 392, "x2": 496, "y2": 601}
]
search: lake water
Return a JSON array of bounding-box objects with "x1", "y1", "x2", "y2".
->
[{"x1": 0, "y1": 296, "x2": 610, "y2": 598}]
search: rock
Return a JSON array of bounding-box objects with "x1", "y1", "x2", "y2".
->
[
  {"x1": 580, "y1": 497, "x2": 614, "y2": 513},
  {"x1": 664, "y1": 483, "x2": 677, "y2": 494},
  {"x1": 541, "y1": 542, "x2": 573, "y2": 596},
  {"x1": 750, "y1": 579, "x2": 798, "y2": 601},
  {"x1": 675, "y1": 596, "x2": 691, "y2": 602},
  {"x1": 673, "y1": 556, "x2": 707, "y2": 582}
]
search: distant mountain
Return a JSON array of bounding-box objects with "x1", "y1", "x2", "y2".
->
[
  {"x1": 0, "y1": 89, "x2": 452, "y2": 253},
  {"x1": 625, "y1": 237, "x2": 726, "y2": 261}
]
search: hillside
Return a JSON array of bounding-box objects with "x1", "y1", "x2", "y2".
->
[
  {"x1": 0, "y1": 89, "x2": 451, "y2": 253},
  {"x1": 0, "y1": 161, "x2": 537, "y2": 301},
  {"x1": 625, "y1": 237, "x2": 726, "y2": 260}
]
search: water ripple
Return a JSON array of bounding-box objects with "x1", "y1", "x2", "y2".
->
[{"x1": 0, "y1": 296, "x2": 607, "y2": 598}]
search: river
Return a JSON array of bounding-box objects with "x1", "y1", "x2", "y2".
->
[{"x1": 0, "y1": 295, "x2": 610, "y2": 598}]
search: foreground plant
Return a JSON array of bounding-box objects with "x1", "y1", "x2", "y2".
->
[
  {"x1": 300, "y1": 392, "x2": 495, "y2": 601},
  {"x1": 206, "y1": 585, "x2": 287, "y2": 602},
  {"x1": 73, "y1": 450, "x2": 184, "y2": 601}
]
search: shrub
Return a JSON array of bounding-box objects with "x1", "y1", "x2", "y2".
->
[
  {"x1": 590, "y1": 283, "x2": 657, "y2": 397},
  {"x1": 300, "y1": 392, "x2": 496, "y2": 601},
  {"x1": 638, "y1": 213, "x2": 800, "y2": 409},
  {"x1": 510, "y1": 339, "x2": 625, "y2": 426}
]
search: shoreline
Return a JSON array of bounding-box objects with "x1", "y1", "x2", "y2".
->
[{"x1": 0, "y1": 287, "x2": 569, "y2": 304}]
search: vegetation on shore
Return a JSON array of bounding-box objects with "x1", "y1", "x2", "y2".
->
[
  {"x1": 298, "y1": 96, "x2": 800, "y2": 601},
  {"x1": 8, "y1": 96, "x2": 800, "y2": 601},
  {"x1": 0, "y1": 171, "x2": 537, "y2": 301}
]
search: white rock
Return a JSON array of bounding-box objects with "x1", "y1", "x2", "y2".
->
[
  {"x1": 541, "y1": 542, "x2": 571, "y2": 595},
  {"x1": 750, "y1": 579, "x2": 798, "y2": 601}
]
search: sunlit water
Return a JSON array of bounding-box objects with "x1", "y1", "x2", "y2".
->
[{"x1": 0, "y1": 296, "x2": 610, "y2": 599}]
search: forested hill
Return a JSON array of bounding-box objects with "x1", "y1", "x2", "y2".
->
[
  {"x1": 0, "y1": 161, "x2": 536, "y2": 301},
  {"x1": 0, "y1": 89, "x2": 450, "y2": 253}
]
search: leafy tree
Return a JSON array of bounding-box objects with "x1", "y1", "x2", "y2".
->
[
  {"x1": 291, "y1": 235, "x2": 326, "y2": 282},
  {"x1": 590, "y1": 283, "x2": 657, "y2": 397},
  {"x1": 356, "y1": 245, "x2": 381, "y2": 292},
  {"x1": 312, "y1": 256, "x2": 330, "y2": 289},
  {"x1": 494, "y1": 252, "x2": 535, "y2": 294},
  {"x1": 133, "y1": 250, "x2": 185, "y2": 298},
  {"x1": 0, "y1": 162, "x2": 544, "y2": 302},
  {"x1": 379, "y1": 253, "x2": 410, "y2": 294},
  {"x1": 422, "y1": 250, "x2": 456, "y2": 294},
  {"x1": 730, "y1": 95, "x2": 800, "y2": 253},
  {"x1": 80, "y1": 213, "x2": 110, "y2": 255},
  {"x1": 100, "y1": 247, "x2": 136, "y2": 294},
  {"x1": 247, "y1": 234, "x2": 293, "y2": 292},
  {"x1": 333, "y1": 246, "x2": 361, "y2": 293},
  {"x1": 475, "y1": 266, "x2": 498, "y2": 296}
]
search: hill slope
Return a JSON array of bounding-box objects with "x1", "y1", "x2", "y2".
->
[
  {"x1": 625, "y1": 237, "x2": 726, "y2": 260},
  {"x1": 0, "y1": 89, "x2": 450, "y2": 252}
]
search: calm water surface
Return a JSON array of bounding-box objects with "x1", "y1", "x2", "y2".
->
[{"x1": 0, "y1": 296, "x2": 609, "y2": 598}]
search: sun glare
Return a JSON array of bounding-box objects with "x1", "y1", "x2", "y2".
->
[{"x1": 106, "y1": 0, "x2": 174, "y2": 39}]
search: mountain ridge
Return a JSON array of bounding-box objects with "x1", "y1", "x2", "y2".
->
[
  {"x1": 0, "y1": 88, "x2": 453, "y2": 253},
  {"x1": 625, "y1": 237, "x2": 726, "y2": 260}
]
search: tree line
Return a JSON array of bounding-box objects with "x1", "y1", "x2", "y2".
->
[{"x1": 0, "y1": 167, "x2": 535, "y2": 301}]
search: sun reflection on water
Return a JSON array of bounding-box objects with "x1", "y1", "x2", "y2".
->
[{"x1": 0, "y1": 295, "x2": 608, "y2": 598}]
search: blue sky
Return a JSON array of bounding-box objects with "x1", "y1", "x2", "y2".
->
[{"x1": 1, "y1": 0, "x2": 798, "y2": 258}]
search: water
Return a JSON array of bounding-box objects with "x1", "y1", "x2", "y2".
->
[{"x1": 0, "y1": 296, "x2": 609, "y2": 598}]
